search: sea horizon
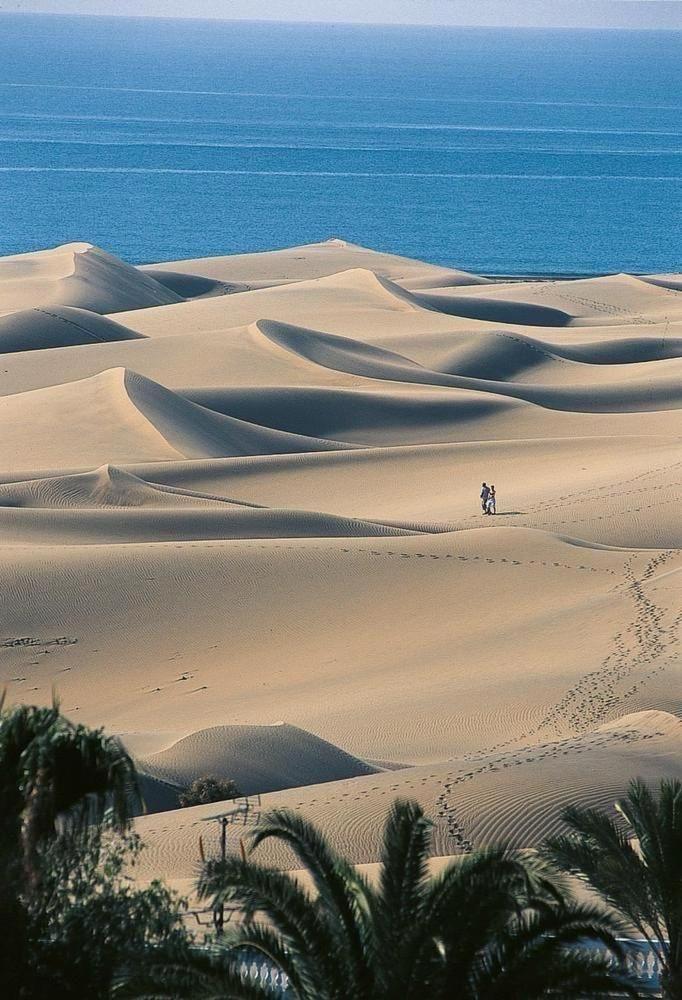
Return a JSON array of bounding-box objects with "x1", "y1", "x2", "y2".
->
[
  {"x1": 0, "y1": 14, "x2": 679, "y2": 273},
  {"x1": 5, "y1": 12, "x2": 682, "y2": 30}
]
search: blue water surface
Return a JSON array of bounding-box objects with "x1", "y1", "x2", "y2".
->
[{"x1": 0, "y1": 15, "x2": 679, "y2": 273}]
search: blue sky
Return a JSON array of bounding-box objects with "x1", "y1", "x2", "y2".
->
[{"x1": 3, "y1": 1, "x2": 681, "y2": 29}]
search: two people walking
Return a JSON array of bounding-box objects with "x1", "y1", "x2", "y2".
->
[{"x1": 480, "y1": 482, "x2": 496, "y2": 515}]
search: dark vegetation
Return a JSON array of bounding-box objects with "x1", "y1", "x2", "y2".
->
[
  {"x1": 179, "y1": 775, "x2": 241, "y2": 808},
  {"x1": 1, "y1": 696, "x2": 677, "y2": 998}
]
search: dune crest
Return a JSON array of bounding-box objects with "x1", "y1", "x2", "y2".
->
[
  {"x1": 137, "y1": 722, "x2": 380, "y2": 800},
  {"x1": 0, "y1": 305, "x2": 145, "y2": 353},
  {"x1": 141, "y1": 237, "x2": 490, "y2": 291},
  {"x1": 0, "y1": 367, "x2": 356, "y2": 472},
  {"x1": 0, "y1": 242, "x2": 181, "y2": 315},
  {"x1": 0, "y1": 464, "x2": 249, "y2": 509},
  {"x1": 431, "y1": 272, "x2": 682, "y2": 327}
]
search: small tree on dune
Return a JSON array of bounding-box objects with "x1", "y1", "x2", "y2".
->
[{"x1": 179, "y1": 775, "x2": 241, "y2": 808}]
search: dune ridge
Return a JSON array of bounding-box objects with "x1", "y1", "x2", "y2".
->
[
  {"x1": 0, "y1": 306, "x2": 146, "y2": 353},
  {"x1": 0, "y1": 242, "x2": 182, "y2": 315},
  {"x1": 0, "y1": 367, "x2": 356, "y2": 471},
  {"x1": 137, "y1": 722, "x2": 380, "y2": 799},
  {"x1": 140, "y1": 237, "x2": 491, "y2": 291},
  {"x1": 0, "y1": 237, "x2": 679, "y2": 886},
  {"x1": 254, "y1": 318, "x2": 682, "y2": 411}
]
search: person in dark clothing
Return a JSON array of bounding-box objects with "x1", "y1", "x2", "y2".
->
[{"x1": 480, "y1": 482, "x2": 490, "y2": 513}]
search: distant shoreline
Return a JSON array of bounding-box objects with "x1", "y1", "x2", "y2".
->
[
  {"x1": 2, "y1": 13, "x2": 681, "y2": 33},
  {"x1": 483, "y1": 272, "x2": 634, "y2": 280}
]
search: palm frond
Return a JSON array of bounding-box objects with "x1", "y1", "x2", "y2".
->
[
  {"x1": 464, "y1": 898, "x2": 634, "y2": 999},
  {"x1": 373, "y1": 799, "x2": 438, "y2": 998},
  {"x1": 198, "y1": 853, "x2": 339, "y2": 995},
  {"x1": 1, "y1": 701, "x2": 141, "y2": 837},
  {"x1": 619, "y1": 780, "x2": 682, "y2": 944},
  {"x1": 420, "y1": 848, "x2": 538, "y2": 993},
  {"x1": 377, "y1": 798, "x2": 432, "y2": 935},
  {"x1": 246, "y1": 807, "x2": 375, "y2": 996},
  {"x1": 544, "y1": 805, "x2": 660, "y2": 944},
  {"x1": 117, "y1": 943, "x2": 279, "y2": 999}
]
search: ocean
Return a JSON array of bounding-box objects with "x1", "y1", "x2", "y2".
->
[{"x1": 0, "y1": 14, "x2": 679, "y2": 274}]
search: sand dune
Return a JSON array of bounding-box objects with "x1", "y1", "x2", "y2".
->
[
  {"x1": 250, "y1": 319, "x2": 682, "y2": 412},
  {"x1": 0, "y1": 432, "x2": 679, "y2": 549},
  {"x1": 0, "y1": 306, "x2": 145, "y2": 353},
  {"x1": 1, "y1": 528, "x2": 678, "y2": 756},
  {"x1": 0, "y1": 238, "x2": 679, "y2": 885},
  {"x1": 642, "y1": 273, "x2": 682, "y2": 292},
  {"x1": 427, "y1": 273, "x2": 682, "y2": 327},
  {"x1": 136, "y1": 269, "x2": 236, "y2": 300},
  {"x1": 0, "y1": 368, "x2": 354, "y2": 472},
  {"x1": 137, "y1": 722, "x2": 379, "y2": 801},
  {"x1": 0, "y1": 503, "x2": 421, "y2": 545},
  {"x1": 133, "y1": 708, "x2": 682, "y2": 880},
  {"x1": 2, "y1": 282, "x2": 677, "y2": 402},
  {"x1": 0, "y1": 323, "x2": 364, "y2": 397},
  {"x1": 434, "y1": 329, "x2": 682, "y2": 379},
  {"x1": 414, "y1": 290, "x2": 573, "y2": 327},
  {"x1": 141, "y1": 237, "x2": 489, "y2": 292},
  {"x1": 0, "y1": 464, "x2": 247, "y2": 509},
  {"x1": 0, "y1": 242, "x2": 181, "y2": 315},
  {"x1": 94, "y1": 435, "x2": 680, "y2": 549},
  {"x1": 115, "y1": 268, "x2": 429, "y2": 341}
]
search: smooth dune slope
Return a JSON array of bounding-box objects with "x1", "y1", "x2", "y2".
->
[
  {"x1": 0, "y1": 238, "x2": 679, "y2": 887},
  {"x1": 1, "y1": 529, "x2": 679, "y2": 759},
  {"x1": 0, "y1": 242, "x2": 182, "y2": 315},
  {"x1": 0, "y1": 367, "x2": 354, "y2": 472},
  {"x1": 137, "y1": 722, "x2": 380, "y2": 798},
  {"x1": 424, "y1": 272, "x2": 682, "y2": 327},
  {"x1": 140, "y1": 237, "x2": 490, "y2": 292},
  {"x1": 0, "y1": 306, "x2": 145, "y2": 353}
]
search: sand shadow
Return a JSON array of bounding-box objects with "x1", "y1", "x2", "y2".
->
[{"x1": 483, "y1": 511, "x2": 525, "y2": 517}]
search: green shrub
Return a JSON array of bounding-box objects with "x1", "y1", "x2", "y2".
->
[{"x1": 178, "y1": 776, "x2": 241, "y2": 808}]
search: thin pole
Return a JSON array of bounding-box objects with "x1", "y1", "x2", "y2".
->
[{"x1": 214, "y1": 816, "x2": 228, "y2": 936}]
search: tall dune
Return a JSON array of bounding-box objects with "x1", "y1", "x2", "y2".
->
[
  {"x1": 0, "y1": 242, "x2": 181, "y2": 315},
  {"x1": 137, "y1": 722, "x2": 379, "y2": 798},
  {"x1": 0, "y1": 367, "x2": 354, "y2": 471}
]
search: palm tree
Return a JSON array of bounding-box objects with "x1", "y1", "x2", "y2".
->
[
  {"x1": 0, "y1": 693, "x2": 140, "y2": 894},
  {"x1": 130, "y1": 798, "x2": 635, "y2": 999},
  {"x1": 544, "y1": 777, "x2": 682, "y2": 1000},
  {"x1": 0, "y1": 697, "x2": 185, "y2": 999}
]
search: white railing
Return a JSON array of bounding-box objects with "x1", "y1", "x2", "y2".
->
[
  {"x1": 194, "y1": 937, "x2": 664, "y2": 997},
  {"x1": 588, "y1": 939, "x2": 663, "y2": 993},
  {"x1": 233, "y1": 940, "x2": 665, "y2": 997},
  {"x1": 233, "y1": 950, "x2": 292, "y2": 996}
]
